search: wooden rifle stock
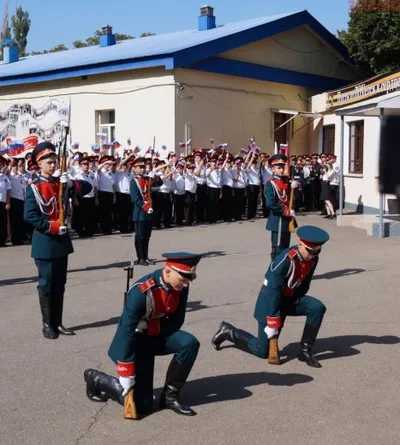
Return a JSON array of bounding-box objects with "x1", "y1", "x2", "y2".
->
[
  {"x1": 268, "y1": 336, "x2": 281, "y2": 365},
  {"x1": 288, "y1": 186, "x2": 296, "y2": 233},
  {"x1": 123, "y1": 389, "x2": 138, "y2": 419}
]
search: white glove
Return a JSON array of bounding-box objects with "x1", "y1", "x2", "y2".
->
[
  {"x1": 135, "y1": 320, "x2": 148, "y2": 332},
  {"x1": 147, "y1": 171, "x2": 155, "y2": 179},
  {"x1": 264, "y1": 326, "x2": 280, "y2": 339},
  {"x1": 58, "y1": 225, "x2": 67, "y2": 235},
  {"x1": 60, "y1": 172, "x2": 72, "y2": 187},
  {"x1": 291, "y1": 180, "x2": 298, "y2": 189},
  {"x1": 119, "y1": 376, "x2": 136, "y2": 397},
  {"x1": 148, "y1": 208, "x2": 154, "y2": 214},
  {"x1": 290, "y1": 210, "x2": 295, "y2": 217}
]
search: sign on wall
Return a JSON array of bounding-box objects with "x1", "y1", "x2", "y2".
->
[
  {"x1": 326, "y1": 71, "x2": 400, "y2": 109},
  {"x1": 0, "y1": 98, "x2": 69, "y2": 156}
]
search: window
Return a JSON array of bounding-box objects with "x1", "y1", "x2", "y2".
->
[
  {"x1": 96, "y1": 110, "x2": 115, "y2": 142},
  {"x1": 348, "y1": 121, "x2": 364, "y2": 174},
  {"x1": 322, "y1": 125, "x2": 335, "y2": 154}
]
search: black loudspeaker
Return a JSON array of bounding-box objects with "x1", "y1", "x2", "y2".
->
[{"x1": 379, "y1": 115, "x2": 400, "y2": 197}]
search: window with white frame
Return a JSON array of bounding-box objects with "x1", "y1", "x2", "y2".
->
[
  {"x1": 348, "y1": 120, "x2": 364, "y2": 174},
  {"x1": 96, "y1": 110, "x2": 115, "y2": 143}
]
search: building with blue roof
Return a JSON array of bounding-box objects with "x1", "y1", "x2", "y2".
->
[{"x1": 0, "y1": 6, "x2": 363, "y2": 156}]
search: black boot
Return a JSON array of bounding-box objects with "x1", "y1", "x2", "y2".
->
[
  {"x1": 143, "y1": 238, "x2": 156, "y2": 265},
  {"x1": 159, "y1": 358, "x2": 196, "y2": 416},
  {"x1": 232, "y1": 328, "x2": 254, "y2": 353},
  {"x1": 298, "y1": 323, "x2": 322, "y2": 368},
  {"x1": 53, "y1": 294, "x2": 75, "y2": 335},
  {"x1": 211, "y1": 321, "x2": 235, "y2": 350},
  {"x1": 134, "y1": 239, "x2": 148, "y2": 266},
  {"x1": 39, "y1": 296, "x2": 58, "y2": 339},
  {"x1": 84, "y1": 368, "x2": 123, "y2": 402}
]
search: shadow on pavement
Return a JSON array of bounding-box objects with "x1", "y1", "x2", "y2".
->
[
  {"x1": 280, "y1": 335, "x2": 400, "y2": 364},
  {"x1": 154, "y1": 372, "x2": 313, "y2": 407},
  {"x1": 313, "y1": 268, "x2": 366, "y2": 280},
  {"x1": 0, "y1": 251, "x2": 229, "y2": 287}
]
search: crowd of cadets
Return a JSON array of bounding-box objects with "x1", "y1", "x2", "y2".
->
[{"x1": 0, "y1": 148, "x2": 340, "y2": 247}]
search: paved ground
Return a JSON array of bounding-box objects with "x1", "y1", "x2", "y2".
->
[{"x1": 1, "y1": 215, "x2": 399, "y2": 445}]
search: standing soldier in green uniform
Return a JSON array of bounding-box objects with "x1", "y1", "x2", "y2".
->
[
  {"x1": 130, "y1": 157, "x2": 163, "y2": 266},
  {"x1": 264, "y1": 154, "x2": 299, "y2": 260},
  {"x1": 212, "y1": 226, "x2": 329, "y2": 368},
  {"x1": 84, "y1": 252, "x2": 202, "y2": 418},
  {"x1": 24, "y1": 142, "x2": 92, "y2": 339}
]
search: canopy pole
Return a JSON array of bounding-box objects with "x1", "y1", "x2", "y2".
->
[
  {"x1": 378, "y1": 108, "x2": 385, "y2": 238},
  {"x1": 339, "y1": 115, "x2": 344, "y2": 216}
]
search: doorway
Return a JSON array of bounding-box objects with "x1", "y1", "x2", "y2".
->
[{"x1": 274, "y1": 113, "x2": 290, "y2": 149}]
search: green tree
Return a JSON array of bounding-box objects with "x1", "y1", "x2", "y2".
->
[
  {"x1": 11, "y1": 5, "x2": 30, "y2": 56},
  {"x1": 0, "y1": 3, "x2": 11, "y2": 60},
  {"x1": 72, "y1": 29, "x2": 136, "y2": 48},
  {"x1": 339, "y1": 0, "x2": 400, "y2": 74},
  {"x1": 49, "y1": 43, "x2": 68, "y2": 53},
  {"x1": 140, "y1": 32, "x2": 155, "y2": 37}
]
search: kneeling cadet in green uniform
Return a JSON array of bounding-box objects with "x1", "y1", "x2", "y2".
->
[
  {"x1": 212, "y1": 225, "x2": 329, "y2": 368},
  {"x1": 84, "y1": 252, "x2": 203, "y2": 417},
  {"x1": 24, "y1": 142, "x2": 92, "y2": 339}
]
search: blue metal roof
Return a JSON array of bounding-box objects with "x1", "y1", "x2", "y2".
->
[{"x1": 0, "y1": 10, "x2": 351, "y2": 84}]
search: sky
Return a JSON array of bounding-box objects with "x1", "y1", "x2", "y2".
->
[{"x1": 6, "y1": 0, "x2": 353, "y2": 53}]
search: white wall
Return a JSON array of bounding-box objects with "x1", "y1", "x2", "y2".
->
[
  {"x1": 311, "y1": 105, "x2": 396, "y2": 212},
  {"x1": 174, "y1": 69, "x2": 311, "y2": 155},
  {"x1": 0, "y1": 68, "x2": 176, "y2": 156}
]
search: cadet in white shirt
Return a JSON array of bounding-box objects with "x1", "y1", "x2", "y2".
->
[
  {"x1": 155, "y1": 160, "x2": 174, "y2": 229},
  {"x1": 193, "y1": 151, "x2": 207, "y2": 223},
  {"x1": 115, "y1": 155, "x2": 134, "y2": 233},
  {"x1": 231, "y1": 157, "x2": 247, "y2": 221},
  {"x1": 184, "y1": 162, "x2": 197, "y2": 226},
  {"x1": 206, "y1": 156, "x2": 221, "y2": 224},
  {"x1": 74, "y1": 157, "x2": 99, "y2": 237},
  {"x1": 220, "y1": 154, "x2": 234, "y2": 222},
  {"x1": 260, "y1": 155, "x2": 272, "y2": 217},
  {"x1": 173, "y1": 161, "x2": 186, "y2": 226},
  {"x1": 8, "y1": 158, "x2": 28, "y2": 245},
  {"x1": 0, "y1": 155, "x2": 11, "y2": 246},
  {"x1": 97, "y1": 156, "x2": 116, "y2": 234},
  {"x1": 328, "y1": 154, "x2": 340, "y2": 213},
  {"x1": 246, "y1": 153, "x2": 261, "y2": 220}
]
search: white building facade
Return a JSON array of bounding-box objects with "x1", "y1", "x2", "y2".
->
[{"x1": 0, "y1": 7, "x2": 361, "y2": 159}]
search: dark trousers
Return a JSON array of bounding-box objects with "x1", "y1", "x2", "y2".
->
[
  {"x1": 247, "y1": 184, "x2": 260, "y2": 219},
  {"x1": 132, "y1": 330, "x2": 200, "y2": 409},
  {"x1": 311, "y1": 180, "x2": 321, "y2": 211},
  {"x1": 184, "y1": 191, "x2": 196, "y2": 225},
  {"x1": 270, "y1": 231, "x2": 291, "y2": 259},
  {"x1": 156, "y1": 192, "x2": 173, "y2": 228},
  {"x1": 9, "y1": 197, "x2": 25, "y2": 245},
  {"x1": 98, "y1": 191, "x2": 114, "y2": 234},
  {"x1": 134, "y1": 220, "x2": 152, "y2": 242},
  {"x1": 207, "y1": 187, "x2": 220, "y2": 223},
  {"x1": 151, "y1": 191, "x2": 159, "y2": 222},
  {"x1": 196, "y1": 184, "x2": 208, "y2": 223},
  {"x1": 35, "y1": 256, "x2": 69, "y2": 328},
  {"x1": 221, "y1": 185, "x2": 234, "y2": 221},
  {"x1": 330, "y1": 185, "x2": 339, "y2": 211},
  {"x1": 116, "y1": 192, "x2": 132, "y2": 233},
  {"x1": 233, "y1": 188, "x2": 246, "y2": 221},
  {"x1": 0, "y1": 201, "x2": 7, "y2": 246},
  {"x1": 174, "y1": 194, "x2": 185, "y2": 226},
  {"x1": 241, "y1": 296, "x2": 326, "y2": 358},
  {"x1": 302, "y1": 183, "x2": 313, "y2": 211},
  {"x1": 73, "y1": 197, "x2": 97, "y2": 237}
]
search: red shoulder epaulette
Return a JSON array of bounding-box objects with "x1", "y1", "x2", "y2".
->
[
  {"x1": 138, "y1": 279, "x2": 156, "y2": 293},
  {"x1": 287, "y1": 249, "x2": 298, "y2": 260}
]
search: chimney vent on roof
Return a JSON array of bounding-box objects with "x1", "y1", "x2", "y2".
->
[
  {"x1": 2, "y1": 39, "x2": 19, "y2": 63},
  {"x1": 100, "y1": 25, "x2": 116, "y2": 47},
  {"x1": 198, "y1": 5, "x2": 216, "y2": 31}
]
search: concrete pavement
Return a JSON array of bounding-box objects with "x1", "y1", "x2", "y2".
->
[{"x1": 0, "y1": 215, "x2": 399, "y2": 445}]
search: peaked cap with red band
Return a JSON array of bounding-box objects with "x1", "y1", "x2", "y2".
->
[
  {"x1": 133, "y1": 157, "x2": 146, "y2": 167},
  {"x1": 31, "y1": 142, "x2": 57, "y2": 165},
  {"x1": 268, "y1": 153, "x2": 288, "y2": 167},
  {"x1": 162, "y1": 252, "x2": 203, "y2": 279},
  {"x1": 297, "y1": 225, "x2": 329, "y2": 251}
]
